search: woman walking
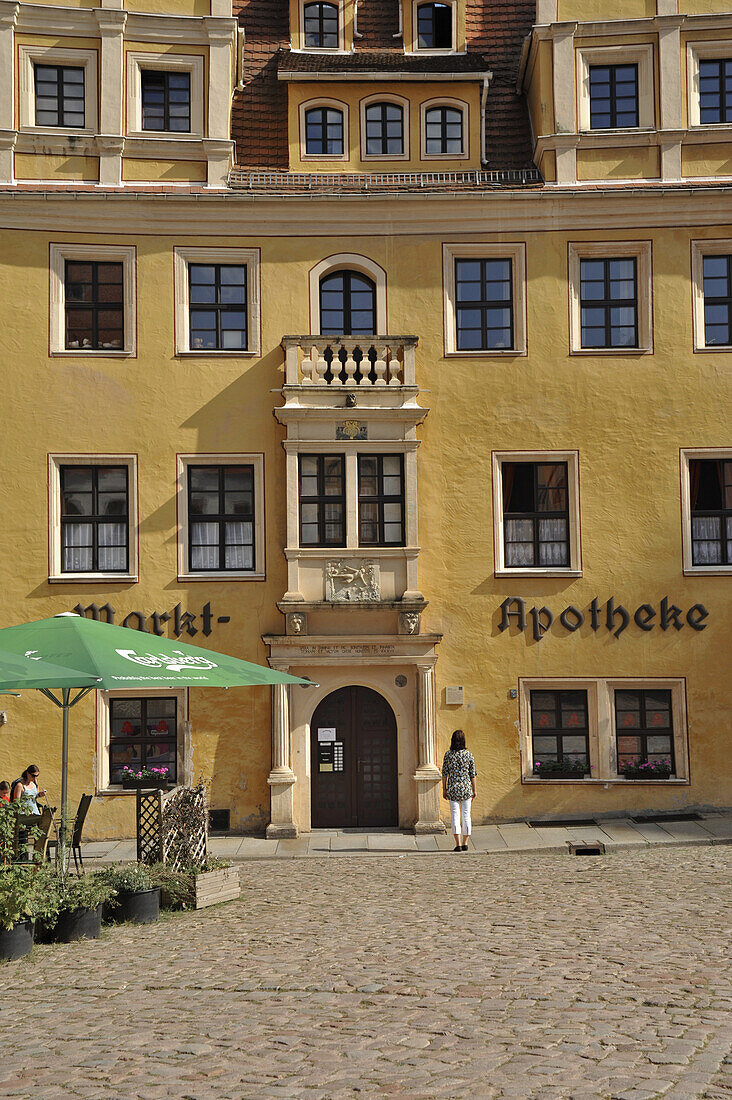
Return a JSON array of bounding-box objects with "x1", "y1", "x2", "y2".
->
[{"x1": 442, "y1": 730, "x2": 477, "y2": 851}]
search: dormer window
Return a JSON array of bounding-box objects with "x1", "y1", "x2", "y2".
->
[
  {"x1": 304, "y1": 105, "x2": 345, "y2": 155},
  {"x1": 417, "y1": 2, "x2": 453, "y2": 50},
  {"x1": 304, "y1": 2, "x2": 339, "y2": 49}
]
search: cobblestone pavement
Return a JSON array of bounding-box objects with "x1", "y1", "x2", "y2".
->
[{"x1": 1, "y1": 847, "x2": 730, "y2": 1100}]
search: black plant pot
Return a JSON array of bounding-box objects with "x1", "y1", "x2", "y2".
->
[
  {"x1": 55, "y1": 903, "x2": 103, "y2": 942},
  {"x1": 122, "y1": 778, "x2": 170, "y2": 790},
  {"x1": 112, "y1": 888, "x2": 160, "y2": 925},
  {"x1": 0, "y1": 919, "x2": 34, "y2": 961}
]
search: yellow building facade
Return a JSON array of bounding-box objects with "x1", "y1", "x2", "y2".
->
[{"x1": 0, "y1": 0, "x2": 729, "y2": 838}]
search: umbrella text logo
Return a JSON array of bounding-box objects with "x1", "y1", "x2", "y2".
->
[{"x1": 115, "y1": 649, "x2": 219, "y2": 673}]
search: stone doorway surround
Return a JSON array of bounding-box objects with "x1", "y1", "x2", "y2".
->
[{"x1": 262, "y1": 633, "x2": 445, "y2": 838}]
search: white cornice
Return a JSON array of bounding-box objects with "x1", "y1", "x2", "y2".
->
[
  {"x1": 9, "y1": 2, "x2": 234, "y2": 44},
  {"x1": 1, "y1": 185, "x2": 732, "y2": 235},
  {"x1": 277, "y1": 71, "x2": 491, "y2": 82}
]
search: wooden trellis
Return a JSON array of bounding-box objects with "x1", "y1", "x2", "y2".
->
[{"x1": 136, "y1": 784, "x2": 208, "y2": 869}]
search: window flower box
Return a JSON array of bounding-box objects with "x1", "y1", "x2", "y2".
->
[
  {"x1": 121, "y1": 767, "x2": 172, "y2": 790},
  {"x1": 619, "y1": 761, "x2": 673, "y2": 781},
  {"x1": 533, "y1": 761, "x2": 589, "y2": 780}
]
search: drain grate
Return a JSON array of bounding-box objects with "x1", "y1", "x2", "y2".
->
[
  {"x1": 631, "y1": 812, "x2": 701, "y2": 824},
  {"x1": 528, "y1": 818, "x2": 597, "y2": 828},
  {"x1": 568, "y1": 842, "x2": 606, "y2": 855}
]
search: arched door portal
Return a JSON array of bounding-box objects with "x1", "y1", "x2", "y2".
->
[{"x1": 310, "y1": 686, "x2": 398, "y2": 828}]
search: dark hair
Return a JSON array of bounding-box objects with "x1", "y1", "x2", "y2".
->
[
  {"x1": 0, "y1": 781, "x2": 9, "y2": 792},
  {"x1": 450, "y1": 729, "x2": 466, "y2": 752},
  {"x1": 22, "y1": 765, "x2": 39, "y2": 781}
]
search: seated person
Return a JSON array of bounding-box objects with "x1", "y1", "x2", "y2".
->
[
  {"x1": 0, "y1": 780, "x2": 10, "y2": 803},
  {"x1": 10, "y1": 765, "x2": 46, "y2": 815}
]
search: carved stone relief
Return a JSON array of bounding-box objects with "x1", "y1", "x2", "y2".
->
[
  {"x1": 325, "y1": 559, "x2": 380, "y2": 602},
  {"x1": 399, "y1": 611, "x2": 421, "y2": 635},
  {"x1": 286, "y1": 612, "x2": 307, "y2": 636}
]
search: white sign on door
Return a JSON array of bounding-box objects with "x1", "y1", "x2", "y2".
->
[{"x1": 317, "y1": 727, "x2": 336, "y2": 742}]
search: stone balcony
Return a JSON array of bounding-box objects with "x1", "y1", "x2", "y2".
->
[{"x1": 280, "y1": 336, "x2": 419, "y2": 410}]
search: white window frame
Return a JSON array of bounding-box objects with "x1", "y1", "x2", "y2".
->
[
  {"x1": 359, "y1": 93, "x2": 410, "y2": 162},
  {"x1": 576, "y1": 44, "x2": 655, "y2": 132},
  {"x1": 492, "y1": 450, "x2": 582, "y2": 578},
  {"x1": 126, "y1": 51, "x2": 205, "y2": 139},
  {"x1": 18, "y1": 45, "x2": 98, "y2": 135},
  {"x1": 680, "y1": 446, "x2": 732, "y2": 576},
  {"x1": 686, "y1": 40, "x2": 732, "y2": 129},
  {"x1": 299, "y1": 98, "x2": 349, "y2": 161},
  {"x1": 442, "y1": 242, "x2": 527, "y2": 356},
  {"x1": 173, "y1": 246, "x2": 261, "y2": 357},
  {"x1": 420, "y1": 97, "x2": 468, "y2": 160},
  {"x1": 48, "y1": 453, "x2": 138, "y2": 583},
  {"x1": 95, "y1": 687, "x2": 188, "y2": 795},
  {"x1": 691, "y1": 239, "x2": 732, "y2": 352},
  {"x1": 177, "y1": 453, "x2": 266, "y2": 581},
  {"x1": 297, "y1": 0, "x2": 345, "y2": 52},
  {"x1": 410, "y1": 0, "x2": 457, "y2": 55},
  {"x1": 309, "y1": 252, "x2": 387, "y2": 333},
  {"x1": 49, "y1": 243, "x2": 136, "y2": 357},
  {"x1": 568, "y1": 240, "x2": 653, "y2": 355},
  {"x1": 519, "y1": 676, "x2": 689, "y2": 783}
]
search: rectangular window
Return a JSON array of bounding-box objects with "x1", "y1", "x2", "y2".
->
[
  {"x1": 502, "y1": 462, "x2": 569, "y2": 568},
  {"x1": 60, "y1": 465, "x2": 128, "y2": 574},
  {"x1": 615, "y1": 689, "x2": 675, "y2": 774},
  {"x1": 64, "y1": 260, "x2": 124, "y2": 351},
  {"x1": 189, "y1": 264, "x2": 247, "y2": 351},
  {"x1": 580, "y1": 257, "x2": 638, "y2": 349},
  {"x1": 530, "y1": 690, "x2": 589, "y2": 776},
  {"x1": 454, "y1": 258, "x2": 513, "y2": 351},
  {"x1": 141, "y1": 70, "x2": 191, "y2": 132},
  {"x1": 299, "y1": 455, "x2": 345, "y2": 546},
  {"x1": 188, "y1": 464, "x2": 255, "y2": 572},
  {"x1": 34, "y1": 64, "x2": 85, "y2": 128},
  {"x1": 698, "y1": 57, "x2": 732, "y2": 124},
  {"x1": 701, "y1": 254, "x2": 732, "y2": 346},
  {"x1": 589, "y1": 63, "x2": 639, "y2": 128},
  {"x1": 689, "y1": 458, "x2": 732, "y2": 566},
  {"x1": 109, "y1": 697, "x2": 178, "y2": 785},
  {"x1": 358, "y1": 455, "x2": 404, "y2": 546}
]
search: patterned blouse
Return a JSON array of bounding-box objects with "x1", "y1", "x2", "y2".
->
[{"x1": 441, "y1": 749, "x2": 477, "y2": 802}]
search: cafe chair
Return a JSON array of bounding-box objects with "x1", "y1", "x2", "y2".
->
[
  {"x1": 46, "y1": 793, "x2": 92, "y2": 872},
  {"x1": 14, "y1": 806, "x2": 54, "y2": 864}
]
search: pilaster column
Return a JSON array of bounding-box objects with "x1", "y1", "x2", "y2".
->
[
  {"x1": 204, "y1": 18, "x2": 236, "y2": 186},
  {"x1": 0, "y1": 2, "x2": 19, "y2": 184},
  {"x1": 657, "y1": 17, "x2": 683, "y2": 180},
  {"x1": 96, "y1": 10, "x2": 126, "y2": 186},
  {"x1": 267, "y1": 680, "x2": 298, "y2": 838},
  {"x1": 413, "y1": 663, "x2": 445, "y2": 834}
]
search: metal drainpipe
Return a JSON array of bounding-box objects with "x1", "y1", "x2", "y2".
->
[{"x1": 480, "y1": 73, "x2": 493, "y2": 166}]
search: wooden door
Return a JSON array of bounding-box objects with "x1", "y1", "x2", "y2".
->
[{"x1": 311, "y1": 686, "x2": 398, "y2": 828}]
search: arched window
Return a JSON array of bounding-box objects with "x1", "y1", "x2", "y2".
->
[
  {"x1": 424, "y1": 104, "x2": 464, "y2": 155},
  {"x1": 304, "y1": 105, "x2": 344, "y2": 155},
  {"x1": 364, "y1": 101, "x2": 404, "y2": 156},
  {"x1": 417, "y1": 2, "x2": 453, "y2": 49},
  {"x1": 303, "y1": 2, "x2": 339, "y2": 49},
  {"x1": 319, "y1": 270, "x2": 376, "y2": 334}
]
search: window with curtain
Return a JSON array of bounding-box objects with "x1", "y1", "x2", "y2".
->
[
  {"x1": 188, "y1": 464, "x2": 255, "y2": 571},
  {"x1": 304, "y1": 105, "x2": 344, "y2": 155},
  {"x1": 615, "y1": 689, "x2": 674, "y2": 772},
  {"x1": 424, "y1": 105, "x2": 464, "y2": 155},
  {"x1": 109, "y1": 697, "x2": 177, "y2": 784},
  {"x1": 530, "y1": 690, "x2": 589, "y2": 773},
  {"x1": 358, "y1": 455, "x2": 404, "y2": 546},
  {"x1": 502, "y1": 462, "x2": 570, "y2": 568},
  {"x1": 701, "y1": 254, "x2": 732, "y2": 346},
  {"x1": 417, "y1": 2, "x2": 453, "y2": 48},
  {"x1": 299, "y1": 455, "x2": 345, "y2": 546},
  {"x1": 689, "y1": 458, "x2": 732, "y2": 565},
  {"x1": 60, "y1": 465, "x2": 128, "y2": 574},
  {"x1": 319, "y1": 270, "x2": 376, "y2": 334},
  {"x1": 303, "y1": 2, "x2": 339, "y2": 47}
]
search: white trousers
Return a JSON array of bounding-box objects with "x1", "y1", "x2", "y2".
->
[{"x1": 449, "y1": 798, "x2": 472, "y2": 836}]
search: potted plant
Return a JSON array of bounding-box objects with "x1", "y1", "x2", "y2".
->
[
  {"x1": 52, "y1": 872, "x2": 117, "y2": 942},
  {"x1": 0, "y1": 864, "x2": 57, "y2": 960},
  {"x1": 121, "y1": 766, "x2": 172, "y2": 790},
  {"x1": 149, "y1": 858, "x2": 240, "y2": 911},
  {"x1": 533, "y1": 759, "x2": 589, "y2": 779},
  {"x1": 101, "y1": 863, "x2": 160, "y2": 924},
  {"x1": 619, "y1": 759, "x2": 673, "y2": 780}
]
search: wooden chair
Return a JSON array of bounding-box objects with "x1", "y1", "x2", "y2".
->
[
  {"x1": 14, "y1": 806, "x2": 54, "y2": 863},
  {"x1": 47, "y1": 793, "x2": 92, "y2": 872}
]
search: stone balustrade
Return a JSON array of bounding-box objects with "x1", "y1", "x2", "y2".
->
[{"x1": 282, "y1": 336, "x2": 418, "y2": 388}]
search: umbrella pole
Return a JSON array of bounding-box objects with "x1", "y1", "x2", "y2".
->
[{"x1": 60, "y1": 687, "x2": 71, "y2": 872}]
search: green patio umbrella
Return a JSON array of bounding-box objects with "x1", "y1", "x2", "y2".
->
[{"x1": 0, "y1": 613, "x2": 308, "y2": 863}]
